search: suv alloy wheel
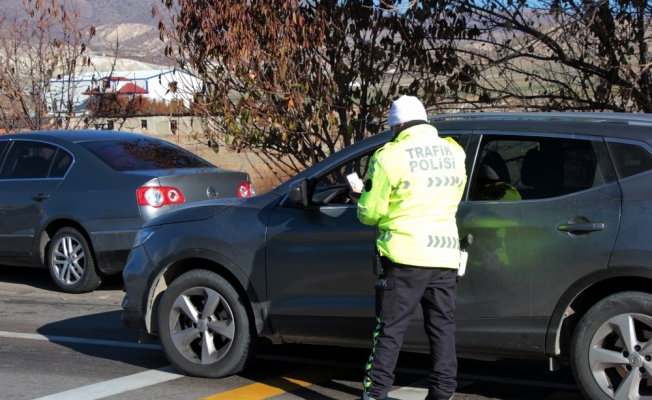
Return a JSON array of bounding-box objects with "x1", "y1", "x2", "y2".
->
[
  {"x1": 572, "y1": 292, "x2": 652, "y2": 399},
  {"x1": 157, "y1": 270, "x2": 259, "y2": 378}
]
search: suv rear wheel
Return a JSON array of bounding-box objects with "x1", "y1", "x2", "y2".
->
[
  {"x1": 571, "y1": 291, "x2": 652, "y2": 399},
  {"x1": 157, "y1": 269, "x2": 259, "y2": 378}
]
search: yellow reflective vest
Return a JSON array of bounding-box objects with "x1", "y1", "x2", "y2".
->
[{"x1": 357, "y1": 123, "x2": 467, "y2": 269}]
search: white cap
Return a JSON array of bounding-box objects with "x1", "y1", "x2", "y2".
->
[{"x1": 388, "y1": 95, "x2": 428, "y2": 127}]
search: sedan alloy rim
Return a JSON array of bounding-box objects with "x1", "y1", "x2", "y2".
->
[
  {"x1": 589, "y1": 313, "x2": 652, "y2": 399},
  {"x1": 168, "y1": 287, "x2": 236, "y2": 365},
  {"x1": 51, "y1": 236, "x2": 86, "y2": 285}
]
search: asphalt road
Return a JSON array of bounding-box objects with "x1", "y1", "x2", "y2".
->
[{"x1": 0, "y1": 266, "x2": 585, "y2": 400}]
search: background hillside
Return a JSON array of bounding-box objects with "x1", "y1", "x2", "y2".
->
[
  {"x1": 2, "y1": 0, "x2": 158, "y2": 25},
  {"x1": 2, "y1": 0, "x2": 168, "y2": 64}
]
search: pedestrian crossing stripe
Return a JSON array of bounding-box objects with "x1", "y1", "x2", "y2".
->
[
  {"x1": 388, "y1": 378, "x2": 474, "y2": 400},
  {"x1": 201, "y1": 366, "x2": 344, "y2": 400}
]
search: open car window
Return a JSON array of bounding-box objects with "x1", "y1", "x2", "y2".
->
[{"x1": 312, "y1": 148, "x2": 378, "y2": 206}]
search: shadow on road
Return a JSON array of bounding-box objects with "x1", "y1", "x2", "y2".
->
[
  {"x1": 0, "y1": 264, "x2": 124, "y2": 292},
  {"x1": 0, "y1": 264, "x2": 160, "y2": 369},
  {"x1": 35, "y1": 309, "x2": 169, "y2": 370}
]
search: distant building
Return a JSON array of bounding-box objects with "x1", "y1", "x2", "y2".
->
[
  {"x1": 47, "y1": 69, "x2": 203, "y2": 115},
  {"x1": 117, "y1": 83, "x2": 150, "y2": 96}
]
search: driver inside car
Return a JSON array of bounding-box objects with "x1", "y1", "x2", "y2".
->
[{"x1": 472, "y1": 165, "x2": 521, "y2": 201}]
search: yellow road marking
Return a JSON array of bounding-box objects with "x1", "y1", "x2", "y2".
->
[{"x1": 201, "y1": 366, "x2": 345, "y2": 400}]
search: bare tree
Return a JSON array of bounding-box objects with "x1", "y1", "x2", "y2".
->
[
  {"x1": 159, "y1": 0, "x2": 652, "y2": 180},
  {"x1": 420, "y1": 0, "x2": 652, "y2": 112},
  {"x1": 156, "y1": 0, "x2": 459, "y2": 178}
]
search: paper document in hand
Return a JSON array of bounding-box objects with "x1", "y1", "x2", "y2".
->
[{"x1": 346, "y1": 172, "x2": 364, "y2": 191}]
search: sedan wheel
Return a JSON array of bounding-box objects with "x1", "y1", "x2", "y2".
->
[
  {"x1": 47, "y1": 227, "x2": 103, "y2": 293},
  {"x1": 157, "y1": 270, "x2": 259, "y2": 378},
  {"x1": 572, "y1": 292, "x2": 652, "y2": 400}
]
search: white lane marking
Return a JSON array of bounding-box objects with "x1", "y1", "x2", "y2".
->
[
  {"x1": 32, "y1": 365, "x2": 183, "y2": 400},
  {"x1": 0, "y1": 331, "x2": 160, "y2": 350},
  {"x1": 257, "y1": 355, "x2": 579, "y2": 391},
  {"x1": 388, "y1": 386, "x2": 429, "y2": 400},
  {"x1": 387, "y1": 378, "x2": 473, "y2": 400},
  {"x1": 0, "y1": 331, "x2": 578, "y2": 392}
]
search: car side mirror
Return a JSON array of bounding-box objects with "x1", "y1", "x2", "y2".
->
[{"x1": 288, "y1": 179, "x2": 309, "y2": 207}]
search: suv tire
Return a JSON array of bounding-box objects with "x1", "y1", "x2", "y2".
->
[
  {"x1": 157, "y1": 269, "x2": 259, "y2": 378},
  {"x1": 571, "y1": 291, "x2": 652, "y2": 399},
  {"x1": 47, "y1": 227, "x2": 103, "y2": 293}
]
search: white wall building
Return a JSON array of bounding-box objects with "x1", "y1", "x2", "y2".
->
[{"x1": 47, "y1": 69, "x2": 204, "y2": 114}]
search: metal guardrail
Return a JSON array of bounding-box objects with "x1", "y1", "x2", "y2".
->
[{"x1": 427, "y1": 111, "x2": 652, "y2": 125}]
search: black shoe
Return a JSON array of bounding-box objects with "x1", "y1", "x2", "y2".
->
[{"x1": 425, "y1": 394, "x2": 453, "y2": 400}]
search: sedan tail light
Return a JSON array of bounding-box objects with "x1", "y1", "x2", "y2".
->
[
  {"x1": 137, "y1": 186, "x2": 185, "y2": 207},
  {"x1": 238, "y1": 181, "x2": 256, "y2": 197}
]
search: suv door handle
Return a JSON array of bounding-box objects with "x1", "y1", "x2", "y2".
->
[
  {"x1": 31, "y1": 193, "x2": 50, "y2": 201},
  {"x1": 557, "y1": 217, "x2": 604, "y2": 233}
]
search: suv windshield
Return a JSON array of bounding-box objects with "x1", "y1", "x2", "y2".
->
[{"x1": 79, "y1": 138, "x2": 213, "y2": 171}]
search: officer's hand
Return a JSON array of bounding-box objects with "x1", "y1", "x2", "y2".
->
[{"x1": 349, "y1": 189, "x2": 361, "y2": 204}]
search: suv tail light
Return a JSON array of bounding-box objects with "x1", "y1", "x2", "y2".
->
[
  {"x1": 238, "y1": 181, "x2": 256, "y2": 197},
  {"x1": 137, "y1": 186, "x2": 185, "y2": 207}
]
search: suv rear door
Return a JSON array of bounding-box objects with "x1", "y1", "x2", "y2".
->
[
  {"x1": 605, "y1": 139, "x2": 652, "y2": 268},
  {"x1": 430, "y1": 132, "x2": 622, "y2": 357}
]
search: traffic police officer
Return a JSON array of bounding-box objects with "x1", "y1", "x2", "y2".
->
[{"x1": 351, "y1": 96, "x2": 467, "y2": 400}]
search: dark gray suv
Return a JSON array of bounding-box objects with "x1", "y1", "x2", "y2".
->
[{"x1": 122, "y1": 113, "x2": 652, "y2": 400}]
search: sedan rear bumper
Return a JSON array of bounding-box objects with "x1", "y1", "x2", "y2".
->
[{"x1": 89, "y1": 229, "x2": 139, "y2": 275}]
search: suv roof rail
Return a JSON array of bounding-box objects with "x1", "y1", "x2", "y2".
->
[{"x1": 427, "y1": 111, "x2": 652, "y2": 126}]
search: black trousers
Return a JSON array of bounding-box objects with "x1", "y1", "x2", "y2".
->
[{"x1": 363, "y1": 257, "x2": 458, "y2": 400}]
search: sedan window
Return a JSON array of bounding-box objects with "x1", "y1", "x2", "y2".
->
[
  {"x1": 0, "y1": 141, "x2": 57, "y2": 180},
  {"x1": 48, "y1": 148, "x2": 73, "y2": 178},
  {"x1": 79, "y1": 138, "x2": 212, "y2": 171},
  {"x1": 471, "y1": 135, "x2": 609, "y2": 201},
  {"x1": 0, "y1": 141, "x2": 7, "y2": 159}
]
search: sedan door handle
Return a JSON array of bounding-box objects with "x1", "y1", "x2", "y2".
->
[
  {"x1": 31, "y1": 193, "x2": 50, "y2": 201},
  {"x1": 557, "y1": 222, "x2": 604, "y2": 232}
]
